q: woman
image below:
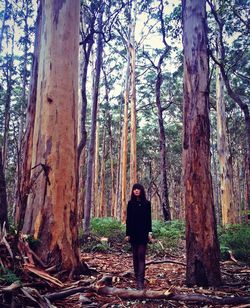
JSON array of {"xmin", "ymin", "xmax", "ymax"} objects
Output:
[{"xmin": 125, "ymin": 183, "xmax": 152, "ymax": 290}]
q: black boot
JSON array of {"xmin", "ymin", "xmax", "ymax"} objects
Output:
[
  {"xmin": 137, "ymin": 279, "xmax": 144, "ymax": 290},
  {"xmin": 136, "ymin": 269, "xmax": 145, "ymax": 290}
]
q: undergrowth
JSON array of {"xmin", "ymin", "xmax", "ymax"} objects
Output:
[
  {"xmin": 80, "ymin": 218, "xmax": 250, "ymax": 264},
  {"xmin": 218, "ymin": 224, "xmax": 250, "ymax": 264}
]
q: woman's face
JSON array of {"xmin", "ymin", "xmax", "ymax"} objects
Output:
[{"xmin": 133, "ymin": 188, "xmax": 141, "ymax": 197}]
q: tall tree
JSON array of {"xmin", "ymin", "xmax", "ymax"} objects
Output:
[
  {"xmin": 77, "ymin": 3, "xmax": 96, "ymax": 222},
  {"xmin": 99, "ymin": 125, "xmax": 107, "ymax": 217},
  {"xmin": 93, "ymin": 121, "xmax": 100, "ymax": 217},
  {"xmin": 129, "ymin": 0, "xmax": 137, "ymax": 189},
  {"xmin": 143, "ymin": 0, "xmax": 171, "ymax": 221},
  {"xmin": 215, "ymin": 45, "xmax": 235, "ymax": 225},
  {"xmin": 0, "ymin": 146, "xmax": 8, "ymax": 229},
  {"xmin": 208, "ymin": 0, "xmax": 250, "ymax": 220},
  {"xmin": 15, "ymin": 2, "xmax": 41, "ymax": 228},
  {"xmin": 2, "ymin": 23, "xmax": 15, "ymax": 172},
  {"xmin": 22, "ymin": 0, "xmax": 81, "ymax": 271},
  {"xmin": 84, "ymin": 7, "xmax": 104, "ymax": 234},
  {"xmin": 182, "ymin": 0, "xmax": 221, "ymax": 286}
]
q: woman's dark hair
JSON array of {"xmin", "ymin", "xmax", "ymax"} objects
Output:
[{"xmin": 130, "ymin": 183, "xmax": 147, "ymax": 203}]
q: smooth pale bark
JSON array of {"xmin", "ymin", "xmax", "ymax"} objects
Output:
[
  {"xmin": 208, "ymin": 0, "xmax": 250, "ymax": 219},
  {"xmin": 216, "ymin": 65, "xmax": 235, "ymax": 225},
  {"xmin": 84, "ymin": 10, "xmax": 104, "ymax": 233},
  {"xmin": 93, "ymin": 122, "xmax": 100, "ymax": 218},
  {"xmin": 15, "ymin": 3, "xmax": 41, "ymax": 228},
  {"xmin": 129, "ymin": 0, "xmax": 137, "ymax": 189},
  {"xmin": 103, "ymin": 69, "xmax": 116, "ymax": 216},
  {"xmin": 22, "ymin": 0, "xmax": 81, "ymax": 271},
  {"xmin": 121, "ymin": 48, "xmax": 131, "ymax": 223},
  {"xmin": 114, "ymin": 107, "xmax": 122, "ymax": 220},
  {"xmin": 99, "ymin": 127, "xmax": 106, "ymax": 217},
  {"xmin": 182, "ymin": 0, "xmax": 221, "ymax": 287},
  {"xmin": 108, "ymin": 115, "xmax": 116, "ymax": 217},
  {"xmin": 121, "ymin": 92, "xmax": 129, "ymax": 223},
  {"xmin": 0, "ymin": 147, "xmax": 8, "ymax": 229}
]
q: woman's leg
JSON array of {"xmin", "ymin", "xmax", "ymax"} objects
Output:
[
  {"xmin": 137, "ymin": 244, "xmax": 147, "ymax": 289},
  {"xmin": 132, "ymin": 244, "xmax": 139, "ymax": 279}
]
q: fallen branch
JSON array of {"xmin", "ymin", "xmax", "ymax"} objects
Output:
[
  {"xmin": 45, "ymin": 282, "xmax": 91, "ymax": 301},
  {"xmin": 146, "ymin": 259, "xmax": 186, "ymax": 267}
]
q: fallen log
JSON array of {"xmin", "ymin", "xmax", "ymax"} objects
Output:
[
  {"xmin": 97, "ymin": 285, "xmax": 172, "ymax": 300},
  {"xmin": 94, "ymin": 275, "xmax": 250, "ymax": 305},
  {"xmin": 96, "ymin": 286, "xmax": 250, "ymax": 305}
]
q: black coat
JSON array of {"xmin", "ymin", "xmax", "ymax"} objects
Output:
[{"xmin": 126, "ymin": 199, "xmax": 152, "ymax": 244}]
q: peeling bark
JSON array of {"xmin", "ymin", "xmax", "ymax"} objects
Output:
[{"xmin": 22, "ymin": 0, "xmax": 81, "ymax": 271}]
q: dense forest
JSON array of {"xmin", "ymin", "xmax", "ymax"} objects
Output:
[{"xmin": 0, "ymin": 0, "xmax": 249, "ymax": 307}]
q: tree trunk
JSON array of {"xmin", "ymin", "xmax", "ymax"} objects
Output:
[
  {"xmin": 2, "ymin": 30, "xmax": 14, "ymax": 172},
  {"xmin": 93, "ymin": 122, "xmax": 100, "ymax": 218},
  {"xmin": 129, "ymin": 0, "xmax": 137, "ymax": 189},
  {"xmin": 208, "ymin": 0, "xmax": 250, "ymax": 219},
  {"xmin": 156, "ymin": 65, "xmax": 171, "ymax": 221},
  {"xmin": 108, "ymin": 114, "xmax": 116, "ymax": 217},
  {"xmin": 121, "ymin": 63, "xmax": 130, "ymax": 224},
  {"xmin": 84, "ymin": 10, "xmax": 104, "ymax": 234},
  {"xmin": 216, "ymin": 62, "xmax": 235, "ymax": 225},
  {"xmin": 77, "ymin": 5, "xmax": 95, "ymax": 226},
  {"xmin": 14, "ymin": 0, "xmax": 30, "ymax": 224},
  {"xmin": 22, "ymin": 0, "xmax": 81, "ymax": 271},
  {"xmin": 99, "ymin": 127, "xmax": 106, "ymax": 217},
  {"xmin": 0, "ymin": 147, "xmax": 8, "ymax": 229},
  {"xmin": 211, "ymin": 129, "xmax": 221, "ymax": 225},
  {"xmin": 0, "ymin": 0, "xmax": 8, "ymax": 53},
  {"xmin": 182, "ymin": 0, "xmax": 221, "ymax": 287},
  {"xmin": 115, "ymin": 107, "xmax": 122, "ymax": 220},
  {"xmin": 15, "ymin": 3, "xmax": 41, "ymax": 228},
  {"xmin": 244, "ymin": 154, "xmax": 249, "ymax": 224}
]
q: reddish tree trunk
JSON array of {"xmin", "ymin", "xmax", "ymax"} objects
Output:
[
  {"xmin": 182, "ymin": 0, "xmax": 221, "ymax": 287},
  {"xmin": 22, "ymin": 0, "xmax": 81, "ymax": 271}
]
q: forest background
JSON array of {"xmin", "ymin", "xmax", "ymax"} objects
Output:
[{"xmin": 0, "ymin": 0, "xmax": 250, "ymax": 288}]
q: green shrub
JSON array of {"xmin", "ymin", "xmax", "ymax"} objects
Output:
[
  {"xmin": 148, "ymin": 220, "xmax": 185, "ymax": 256},
  {"xmin": 152, "ymin": 220, "xmax": 185, "ymax": 239},
  {"xmin": 218, "ymin": 224, "xmax": 250, "ymax": 264},
  {"xmin": 91, "ymin": 217, "xmax": 125, "ymax": 238}
]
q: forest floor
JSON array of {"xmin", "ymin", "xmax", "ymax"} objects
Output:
[
  {"xmin": 54, "ymin": 245, "xmax": 250, "ymax": 308},
  {"xmin": 1, "ymin": 236, "xmax": 250, "ymax": 307}
]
